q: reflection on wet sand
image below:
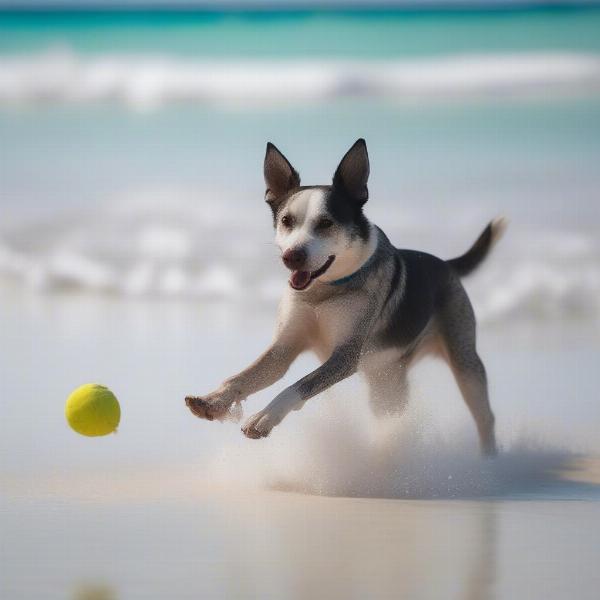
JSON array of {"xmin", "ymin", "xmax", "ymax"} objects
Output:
[
  {"xmin": 2, "ymin": 468, "xmax": 599, "ymax": 599},
  {"xmin": 217, "ymin": 492, "xmax": 503, "ymax": 600},
  {"xmin": 73, "ymin": 582, "xmax": 117, "ymax": 600},
  {"xmin": 462, "ymin": 505, "xmax": 497, "ymax": 600}
]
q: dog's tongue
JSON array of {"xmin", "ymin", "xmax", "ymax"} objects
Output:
[{"xmin": 290, "ymin": 270, "xmax": 311, "ymax": 290}]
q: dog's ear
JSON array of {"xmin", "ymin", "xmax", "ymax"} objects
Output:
[
  {"xmin": 264, "ymin": 143, "xmax": 300, "ymax": 207},
  {"xmin": 332, "ymin": 138, "xmax": 369, "ymax": 205}
]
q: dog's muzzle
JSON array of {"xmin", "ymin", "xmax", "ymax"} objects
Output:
[{"xmin": 289, "ymin": 255, "xmax": 336, "ymax": 291}]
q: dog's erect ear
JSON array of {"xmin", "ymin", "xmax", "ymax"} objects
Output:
[
  {"xmin": 264, "ymin": 142, "xmax": 300, "ymax": 205},
  {"xmin": 332, "ymin": 138, "xmax": 369, "ymax": 205}
]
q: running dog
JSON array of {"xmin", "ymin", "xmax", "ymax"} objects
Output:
[{"xmin": 186, "ymin": 139, "xmax": 505, "ymax": 455}]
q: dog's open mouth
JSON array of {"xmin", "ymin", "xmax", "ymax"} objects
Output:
[{"xmin": 290, "ymin": 255, "xmax": 335, "ymax": 291}]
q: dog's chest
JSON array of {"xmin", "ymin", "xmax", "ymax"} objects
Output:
[{"xmin": 304, "ymin": 296, "xmax": 366, "ymax": 359}]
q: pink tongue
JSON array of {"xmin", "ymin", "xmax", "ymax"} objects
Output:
[{"xmin": 290, "ymin": 270, "xmax": 311, "ymax": 289}]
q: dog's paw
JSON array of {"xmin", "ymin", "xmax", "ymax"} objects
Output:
[
  {"xmin": 185, "ymin": 395, "xmax": 232, "ymax": 422},
  {"xmin": 242, "ymin": 410, "xmax": 276, "ymax": 439}
]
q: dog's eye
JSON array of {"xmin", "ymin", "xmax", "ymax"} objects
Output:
[
  {"xmin": 281, "ymin": 215, "xmax": 294, "ymax": 229},
  {"xmin": 316, "ymin": 218, "xmax": 334, "ymax": 230}
]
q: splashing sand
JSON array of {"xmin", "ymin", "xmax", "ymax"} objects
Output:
[{"xmin": 208, "ymin": 391, "xmax": 593, "ymax": 500}]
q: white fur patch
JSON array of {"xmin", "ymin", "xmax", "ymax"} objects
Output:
[
  {"xmin": 275, "ymin": 187, "xmax": 377, "ymax": 284},
  {"xmin": 275, "ymin": 189, "xmax": 331, "ymax": 272}
]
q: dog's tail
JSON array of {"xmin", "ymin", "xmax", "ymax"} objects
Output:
[{"xmin": 446, "ymin": 217, "xmax": 507, "ymax": 278}]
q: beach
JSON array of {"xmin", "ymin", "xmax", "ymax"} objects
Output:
[
  {"xmin": 3, "ymin": 482, "xmax": 600, "ymax": 599},
  {"xmin": 1, "ymin": 6, "xmax": 600, "ymax": 599},
  {"xmin": 1, "ymin": 286, "xmax": 600, "ymax": 598}
]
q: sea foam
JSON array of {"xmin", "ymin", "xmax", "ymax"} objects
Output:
[
  {"xmin": 0, "ymin": 195, "xmax": 598, "ymax": 324},
  {"xmin": 1, "ymin": 49, "xmax": 599, "ymax": 109}
]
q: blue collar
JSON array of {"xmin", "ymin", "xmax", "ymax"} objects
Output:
[{"xmin": 328, "ymin": 244, "xmax": 379, "ymax": 286}]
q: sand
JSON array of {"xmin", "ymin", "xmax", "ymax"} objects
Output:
[
  {"xmin": 1, "ymin": 289, "xmax": 600, "ymax": 599},
  {"xmin": 2, "ymin": 458, "xmax": 600, "ymax": 600}
]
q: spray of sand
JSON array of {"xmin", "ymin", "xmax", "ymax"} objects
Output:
[{"xmin": 207, "ymin": 390, "xmax": 585, "ymax": 500}]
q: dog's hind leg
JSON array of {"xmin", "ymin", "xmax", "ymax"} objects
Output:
[
  {"xmin": 438, "ymin": 280, "xmax": 497, "ymax": 456},
  {"xmin": 363, "ymin": 360, "xmax": 410, "ymax": 419}
]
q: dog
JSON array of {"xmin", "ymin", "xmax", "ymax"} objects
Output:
[{"xmin": 186, "ymin": 139, "xmax": 505, "ymax": 455}]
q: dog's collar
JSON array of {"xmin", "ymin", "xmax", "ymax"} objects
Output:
[{"xmin": 328, "ymin": 244, "xmax": 379, "ymax": 286}]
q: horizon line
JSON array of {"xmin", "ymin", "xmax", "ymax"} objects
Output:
[{"xmin": 2, "ymin": 1, "xmax": 600, "ymax": 14}]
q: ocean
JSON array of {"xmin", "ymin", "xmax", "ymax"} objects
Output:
[
  {"xmin": 1, "ymin": 8, "xmax": 600, "ymax": 318},
  {"xmin": 1, "ymin": 6, "xmax": 600, "ymax": 600}
]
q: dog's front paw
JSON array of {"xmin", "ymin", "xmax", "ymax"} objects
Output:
[
  {"xmin": 242, "ymin": 410, "xmax": 276, "ymax": 439},
  {"xmin": 185, "ymin": 395, "xmax": 237, "ymax": 422}
]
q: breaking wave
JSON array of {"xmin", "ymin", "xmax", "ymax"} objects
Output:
[
  {"xmin": 1, "ymin": 49, "xmax": 600, "ymax": 109},
  {"xmin": 0, "ymin": 193, "xmax": 598, "ymax": 324}
]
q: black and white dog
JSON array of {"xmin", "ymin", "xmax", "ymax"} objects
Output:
[{"xmin": 186, "ymin": 139, "xmax": 505, "ymax": 455}]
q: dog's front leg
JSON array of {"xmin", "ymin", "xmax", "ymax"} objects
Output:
[
  {"xmin": 242, "ymin": 342, "xmax": 360, "ymax": 439},
  {"xmin": 185, "ymin": 342, "xmax": 301, "ymax": 422}
]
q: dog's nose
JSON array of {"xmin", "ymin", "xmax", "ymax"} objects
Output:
[{"xmin": 282, "ymin": 248, "xmax": 307, "ymax": 270}]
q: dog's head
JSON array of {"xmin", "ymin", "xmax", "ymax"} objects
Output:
[{"xmin": 264, "ymin": 139, "xmax": 373, "ymax": 291}]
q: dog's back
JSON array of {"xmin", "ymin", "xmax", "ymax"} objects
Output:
[{"xmin": 373, "ymin": 218, "xmax": 506, "ymax": 352}]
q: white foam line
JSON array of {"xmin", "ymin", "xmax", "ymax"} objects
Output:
[{"xmin": 1, "ymin": 50, "xmax": 600, "ymax": 109}]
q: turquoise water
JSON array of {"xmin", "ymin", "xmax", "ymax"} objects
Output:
[
  {"xmin": 1, "ymin": 7, "xmax": 600, "ymax": 56},
  {"xmin": 3, "ymin": 98, "xmax": 600, "ymax": 229},
  {"xmin": 1, "ymin": 7, "xmax": 599, "ymax": 311}
]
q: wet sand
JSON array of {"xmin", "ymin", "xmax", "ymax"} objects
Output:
[
  {"xmin": 2, "ymin": 458, "xmax": 600, "ymax": 600},
  {"xmin": 1, "ymin": 288, "xmax": 600, "ymax": 599}
]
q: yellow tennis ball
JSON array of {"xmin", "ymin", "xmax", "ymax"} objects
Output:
[{"xmin": 65, "ymin": 384, "xmax": 121, "ymax": 437}]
